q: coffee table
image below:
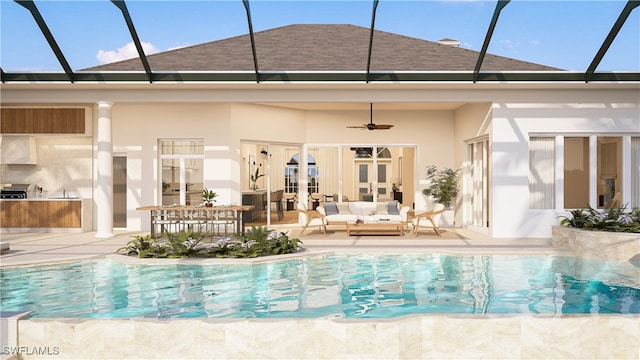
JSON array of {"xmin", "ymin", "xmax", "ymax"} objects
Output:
[{"xmin": 346, "ymin": 221, "xmax": 404, "ymax": 236}]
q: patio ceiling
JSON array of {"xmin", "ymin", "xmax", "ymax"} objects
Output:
[{"xmin": 1, "ymin": 0, "xmax": 639, "ymax": 84}]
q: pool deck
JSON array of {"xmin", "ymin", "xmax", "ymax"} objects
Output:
[{"xmin": 0, "ymin": 227, "xmax": 571, "ymax": 267}]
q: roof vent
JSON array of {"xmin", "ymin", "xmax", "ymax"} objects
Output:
[{"xmin": 438, "ymin": 38, "xmax": 460, "ymax": 47}]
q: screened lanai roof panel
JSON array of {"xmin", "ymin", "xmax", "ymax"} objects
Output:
[
  {"xmin": 487, "ymin": 0, "xmax": 639, "ymax": 71},
  {"xmin": 123, "ymin": 0, "xmax": 251, "ymax": 71},
  {"xmin": 597, "ymin": 4, "xmax": 640, "ymax": 71},
  {"xmin": 0, "ymin": 0, "xmax": 63, "ymax": 71},
  {"xmin": 1, "ymin": 0, "xmax": 638, "ymax": 82}
]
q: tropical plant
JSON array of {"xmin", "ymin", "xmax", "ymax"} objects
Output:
[
  {"xmin": 422, "ymin": 165, "xmax": 460, "ymax": 209},
  {"xmin": 558, "ymin": 208, "xmax": 590, "ymax": 228},
  {"xmin": 267, "ymin": 231, "xmax": 303, "ymax": 255},
  {"xmin": 250, "ymin": 166, "xmax": 264, "ymax": 190},
  {"xmin": 115, "ymin": 234, "xmax": 159, "ymax": 258},
  {"xmin": 202, "ymin": 187, "xmax": 218, "ymax": 205},
  {"xmin": 161, "ymin": 229, "xmax": 209, "ymax": 257},
  {"xmin": 117, "ymin": 226, "xmax": 303, "ymax": 259},
  {"xmin": 558, "ymin": 203, "xmax": 640, "ymax": 233},
  {"xmin": 208, "ymin": 226, "xmax": 303, "ymax": 258}
]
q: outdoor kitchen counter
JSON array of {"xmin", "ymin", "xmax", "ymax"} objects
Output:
[{"xmin": 0, "ymin": 198, "xmax": 91, "ymax": 233}]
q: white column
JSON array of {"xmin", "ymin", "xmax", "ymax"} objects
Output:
[
  {"xmin": 589, "ymin": 135, "xmax": 598, "ymax": 208},
  {"xmin": 555, "ymin": 136, "xmax": 564, "ymax": 210},
  {"xmin": 96, "ymin": 102, "xmax": 115, "ymax": 238},
  {"xmin": 621, "ymin": 136, "xmax": 631, "ymax": 206}
]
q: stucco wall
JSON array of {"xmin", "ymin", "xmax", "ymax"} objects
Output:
[
  {"xmin": 111, "ymin": 103, "xmax": 233, "ymax": 231},
  {"xmin": 490, "ymin": 89, "xmax": 640, "ymax": 238}
]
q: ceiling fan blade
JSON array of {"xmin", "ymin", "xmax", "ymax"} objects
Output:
[
  {"xmin": 346, "ymin": 125, "xmax": 366, "ymax": 129},
  {"xmin": 373, "ymin": 124, "xmax": 394, "ymax": 130}
]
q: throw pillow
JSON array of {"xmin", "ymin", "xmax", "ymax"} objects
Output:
[
  {"xmin": 376, "ymin": 202, "xmax": 389, "ymax": 215},
  {"xmin": 337, "ymin": 203, "xmax": 351, "ymax": 214},
  {"xmin": 388, "ymin": 200, "xmax": 400, "ymax": 215},
  {"xmin": 324, "ymin": 202, "xmax": 339, "ymax": 215}
]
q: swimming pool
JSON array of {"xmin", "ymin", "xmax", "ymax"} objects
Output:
[{"xmin": 1, "ymin": 253, "xmax": 638, "ymax": 318}]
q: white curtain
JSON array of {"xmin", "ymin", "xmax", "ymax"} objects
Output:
[
  {"xmin": 529, "ymin": 137, "xmax": 555, "ymax": 209},
  {"xmin": 632, "ymin": 137, "xmax": 640, "ymax": 208},
  {"xmin": 316, "ymin": 147, "xmax": 339, "ymax": 196},
  {"xmin": 269, "ymin": 146, "xmax": 286, "ymax": 192}
]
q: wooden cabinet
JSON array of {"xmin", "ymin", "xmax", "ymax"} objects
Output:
[
  {"xmin": 1, "ymin": 108, "xmax": 85, "ymax": 134},
  {"xmin": 0, "ymin": 200, "xmax": 82, "ymax": 228}
]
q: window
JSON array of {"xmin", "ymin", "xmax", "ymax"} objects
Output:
[
  {"xmin": 564, "ymin": 137, "xmax": 590, "ymax": 209},
  {"xmin": 359, "ymin": 164, "xmax": 368, "ymax": 182},
  {"xmin": 597, "ymin": 137, "xmax": 621, "ymax": 208},
  {"xmin": 529, "ymin": 137, "xmax": 555, "ymax": 209},
  {"xmin": 530, "ymin": 135, "xmax": 635, "ymax": 210},
  {"xmin": 285, "ymin": 153, "xmax": 318, "ymax": 194},
  {"xmin": 377, "ymin": 164, "xmax": 387, "ymax": 183},
  {"xmin": 159, "ymin": 139, "xmax": 204, "ymax": 206}
]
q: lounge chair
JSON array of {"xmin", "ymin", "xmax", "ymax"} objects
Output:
[
  {"xmin": 297, "ymin": 202, "xmax": 326, "ymax": 236},
  {"xmin": 412, "ymin": 203, "xmax": 446, "ymax": 236}
]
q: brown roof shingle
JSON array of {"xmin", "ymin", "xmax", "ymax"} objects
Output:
[{"xmin": 86, "ymin": 24, "xmax": 560, "ymax": 72}]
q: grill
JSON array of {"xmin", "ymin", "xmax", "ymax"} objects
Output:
[{"xmin": 0, "ymin": 184, "xmax": 30, "ymax": 199}]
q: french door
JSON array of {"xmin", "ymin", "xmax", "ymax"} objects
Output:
[{"xmin": 354, "ymin": 159, "xmax": 391, "ymax": 201}]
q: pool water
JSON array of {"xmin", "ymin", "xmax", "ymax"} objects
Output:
[{"xmin": 1, "ymin": 254, "xmax": 638, "ymax": 318}]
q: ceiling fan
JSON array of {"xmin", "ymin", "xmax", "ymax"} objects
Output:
[{"xmin": 347, "ymin": 103, "xmax": 394, "ymax": 131}]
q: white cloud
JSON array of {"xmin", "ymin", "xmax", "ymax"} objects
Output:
[
  {"xmin": 531, "ymin": 39, "xmax": 540, "ymax": 46},
  {"xmin": 96, "ymin": 41, "xmax": 160, "ymax": 64},
  {"xmin": 499, "ymin": 39, "xmax": 519, "ymax": 49}
]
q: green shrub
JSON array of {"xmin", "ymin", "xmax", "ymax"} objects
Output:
[
  {"xmin": 161, "ymin": 229, "xmax": 209, "ymax": 257},
  {"xmin": 117, "ymin": 226, "xmax": 303, "ymax": 259},
  {"xmin": 116, "ymin": 234, "xmax": 161, "ymax": 258},
  {"xmin": 208, "ymin": 226, "xmax": 303, "ymax": 258},
  {"xmin": 558, "ymin": 203, "xmax": 640, "ymax": 233}
]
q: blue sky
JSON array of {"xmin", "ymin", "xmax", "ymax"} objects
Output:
[{"xmin": 1, "ymin": 0, "xmax": 638, "ymax": 72}]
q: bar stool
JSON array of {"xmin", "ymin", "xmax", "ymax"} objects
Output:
[{"xmin": 270, "ymin": 190, "xmax": 284, "ymax": 221}]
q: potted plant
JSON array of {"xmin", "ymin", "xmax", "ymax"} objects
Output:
[
  {"xmin": 422, "ymin": 165, "xmax": 460, "ymax": 210},
  {"xmin": 250, "ymin": 166, "xmax": 264, "ymax": 190},
  {"xmin": 202, "ymin": 187, "xmax": 218, "ymax": 207}
]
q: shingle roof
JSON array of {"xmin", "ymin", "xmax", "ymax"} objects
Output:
[{"xmin": 85, "ymin": 24, "xmax": 560, "ymax": 72}]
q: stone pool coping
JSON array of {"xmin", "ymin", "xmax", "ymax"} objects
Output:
[
  {"xmin": 551, "ymin": 226, "xmax": 640, "ymax": 262},
  {"xmin": 11, "ymin": 315, "xmax": 640, "ymax": 359}
]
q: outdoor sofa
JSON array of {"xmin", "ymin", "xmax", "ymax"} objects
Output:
[{"xmin": 316, "ymin": 200, "xmax": 411, "ymax": 227}]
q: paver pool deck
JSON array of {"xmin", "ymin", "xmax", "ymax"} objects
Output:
[{"xmin": 0, "ymin": 227, "xmax": 570, "ymax": 267}]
